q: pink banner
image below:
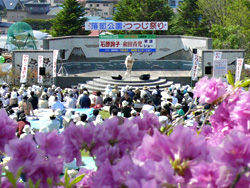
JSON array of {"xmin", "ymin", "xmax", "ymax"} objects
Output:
[
  {"xmin": 20, "ymin": 54, "xmax": 29, "ymax": 83},
  {"xmin": 235, "ymin": 58, "xmax": 244, "ymax": 83},
  {"xmin": 53, "ymin": 50, "xmax": 58, "ymax": 77},
  {"xmin": 37, "ymin": 55, "xmax": 43, "ymax": 83}
]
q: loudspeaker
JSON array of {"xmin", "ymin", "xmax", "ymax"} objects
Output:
[
  {"xmin": 205, "ymin": 66, "xmax": 212, "ymax": 74},
  {"xmin": 139, "ymin": 74, "xmax": 150, "ymax": 80},
  {"xmin": 60, "ymin": 49, "xmax": 66, "ymax": 59},
  {"xmin": 112, "ymin": 75, "xmax": 122, "ymax": 80},
  {"xmin": 39, "ymin": 67, "xmax": 46, "ymax": 75},
  {"xmin": 193, "ymin": 49, "xmax": 197, "ymax": 54}
]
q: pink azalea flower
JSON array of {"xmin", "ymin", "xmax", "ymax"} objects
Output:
[
  {"xmin": 0, "ymin": 109, "xmax": 18, "ymax": 153},
  {"xmin": 35, "ymin": 130, "xmax": 64, "ymax": 157},
  {"xmin": 75, "ymin": 168, "xmax": 96, "ymax": 188},
  {"xmin": 4, "ymin": 135, "xmax": 42, "ymax": 174},
  {"xmin": 193, "ymin": 76, "xmax": 227, "ymax": 104}
]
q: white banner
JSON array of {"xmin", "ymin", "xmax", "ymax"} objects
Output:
[
  {"xmin": 37, "ymin": 55, "xmax": 43, "ymax": 83},
  {"xmin": 214, "ymin": 52, "xmax": 222, "ymax": 60},
  {"xmin": 192, "ymin": 54, "xmax": 199, "ymax": 80},
  {"xmin": 20, "ymin": 54, "xmax": 29, "ymax": 83},
  {"xmin": 235, "ymin": 58, "xmax": 244, "ymax": 83},
  {"xmin": 213, "ymin": 59, "xmax": 228, "ymax": 78},
  {"xmin": 53, "ymin": 50, "xmax": 58, "ymax": 78},
  {"xmin": 85, "ymin": 21, "xmax": 168, "ymax": 31}
]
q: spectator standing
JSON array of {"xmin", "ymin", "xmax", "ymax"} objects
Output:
[
  {"xmin": 51, "ymin": 97, "xmax": 65, "ymax": 114},
  {"xmin": 79, "ymin": 91, "xmax": 91, "ymax": 108},
  {"xmin": 28, "ymin": 91, "xmax": 38, "ymax": 110}
]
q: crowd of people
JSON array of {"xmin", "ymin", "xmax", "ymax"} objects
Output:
[{"xmin": 0, "ymin": 82, "xmax": 204, "ymax": 138}]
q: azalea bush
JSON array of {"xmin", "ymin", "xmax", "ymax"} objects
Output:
[{"xmin": 1, "ymin": 72, "xmax": 250, "ymax": 187}]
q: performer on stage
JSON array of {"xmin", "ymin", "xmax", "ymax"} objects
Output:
[{"xmin": 124, "ymin": 52, "xmax": 134, "ymax": 76}]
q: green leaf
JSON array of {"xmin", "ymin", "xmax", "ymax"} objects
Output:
[
  {"xmin": 28, "ymin": 178, "xmax": 34, "ymax": 188},
  {"xmin": 35, "ymin": 179, "xmax": 41, "ymax": 188},
  {"xmin": 64, "ymin": 168, "xmax": 70, "ymax": 185},
  {"xmin": 5, "ymin": 171, "xmax": 16, "ymax": 187},
  {"xmin": 167, "ymin": 129, "xmax": 173, "ymax": 136},
  {"xmin": 15, "ymin": 167, "xmax": 23, "ymax": 180},
  {"xmin": 68, "ymin": 174, "xmax": 85, "ymax": 186},
  {"xmin": 47, "ymin": 178, "xmax": 53, "ymax": 187},
  {"xmin": 227, "ymin": 70, "xmax": 234, "ymax": 86},
  {"xmin": 239, "ymin": 79, "xmax": 250, "ymax": 87}
]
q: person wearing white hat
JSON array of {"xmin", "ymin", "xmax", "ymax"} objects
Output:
[
  {"xmin": 20, "ymin": 125, "xmax": 33, "ymax": 139},
  {"xmin": 128, "ymin": 109, "xmax": 137, "ymax": 120},
  {"xmin": 40, "ymin": 113, "xmax": 60, "ymax": 133},
  {"xmin": 63, "ymin": 111, "xmax": 73, "ymax": 129},
  {"xmin": 121, "ymin": 100, "xmax": 132, "ymax": 118},
  {"xmin": 9, "ymin": 92, "xmax": 18, "ymax": 107}
]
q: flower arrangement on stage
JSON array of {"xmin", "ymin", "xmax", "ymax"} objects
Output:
[{"xmin": 1, "ymin": 71, "xmax": 250, "ymax": 188}]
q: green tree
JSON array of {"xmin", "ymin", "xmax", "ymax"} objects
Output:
[
  {"xmin": 113, "ymin": 0, "xmax": 174, "ymax": 34},
  {"xmin": 173, "ymin": 0, "xmax": 210, "ymax": 36},
  {"xmin": 22, "ymin": 18, "xmax": 53, "ymax": 31},
  {"xmin": 52, "ymin": 0, "xmax": 88, "ymax": 37}
]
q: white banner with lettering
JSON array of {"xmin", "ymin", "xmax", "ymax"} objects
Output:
[
  {"xmin": 85, "ymin": 21, "xmax": 168, "ymax": 30},
  {"xmin": 37, "ymin": 55, "xmax": 43, "ymax": 83},
  {"xmin": 20, "ymin": 54, "xmax": 29, "ymax": 83},
  {"xmin": 214, "ymin": 52, "xmax": 222, "ymax": 60},
  {"xmin": 235, "ymin": 58, "xmax": 244, "ymax": 83},
  {"xmin": 52, "ymin": 50, "xmax": 58, "ymax": 77},
  {"xmin": 192, "ymin": 54, "xmax": 199, "ymax": 80}
]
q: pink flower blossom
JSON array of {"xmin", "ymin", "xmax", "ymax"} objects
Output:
[
  {"xmin": 0, "ymin": 109, "xmax": 18, "ymax": 153},
  {"xmin": 76, "ymin": 168, "xmax": 96, "ymax": 188},
  {"xmin": 35, "ymin": 130, "xmax": 64, "ymax": 157},
  {"xmin": 193, "ymin": 76, "xmax": 227, "ymax": 104},
  {"xmin": 4, "ymin": 135, "xmax": 42, "ymax": 174}
]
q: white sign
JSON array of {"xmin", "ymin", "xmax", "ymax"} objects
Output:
[
  {"xmin": 20, "ymin": 54, "xmax": 29, "ymax": 83},
  {"xmin": 85, "ymin": 22, "xmax": 168, "ymax": 31},
  {"xmin": 235, "ymin": 58, "xmax": 244, "ymax": 83},
  {"xmin": 99, "ymin": 35, "xmax": 156, "ymax": 52},
  {"xmin": 213, "ymin": 59, "xmax": 228, "ymax": 78},
  {"xmin": 53, "ymin": 50, "xmax": 58, "ymax": 78},
  {"xmin": 37, "ymin": 55, "xmax": 43, "ymax": 83},
  {"xmin": 214, "ymin": 52, "xmax": 222, "ymax": 60},
  {"xmin": 192, "ymin": 54, "xmax": 199, "ymax": 80}
]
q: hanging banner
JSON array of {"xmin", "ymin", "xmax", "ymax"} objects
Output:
[
  {"xmin": 192, "ymin": 54, "xmax": 199, "ymax": 80},
  {"xmin": 99, "ymin": 35, "xmax": 156, "ymax": 52},
  {"xmin": 213, "ymin": 59, "xmax": 228, "ymax": 78},
  {"xmin": 52, "ymin": 50, "xmax": 58, "ymax": 78},
  {"xmin": 37, "ymin": 55, "xmax": 43, "ymax": 83},
  {"xmin": 235, "ymin": 58, "xmax": 244, "ymax": 83},
  {"xmin": 85, "ymin": 21, "xmax": 168, "ymax": 31},
  {"xmin": 214, "ymin": 51, "xmax": 222, "ymax": 60},
  {"xmin": 20, "ymin": 54, "xmax": 29, "ymax": 83}
]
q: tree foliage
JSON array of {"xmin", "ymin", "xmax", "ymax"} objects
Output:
[
  {"xmin": 22, "ymin": 18, "xmax": 53, "ymax": 31},
  {"xmin": 52, "ymin": 0, "xmax": 89, "ymax": 37},
  {"xmin": 113, "ymin": 0, "xmax": 174, "ymax": 34}
]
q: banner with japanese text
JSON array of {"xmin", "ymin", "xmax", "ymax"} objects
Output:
[
  {"xmin": 192, "ymin": 54, "xmax": 199, "ymax": 80},
  {"xmin": 235, "ymin": 58, "xmax": 244, "ymax": 83},
  {"xmin": 85, "ymin": 22, "xmax": 168, "ymax": 30},
  {"xmin": 99, "ymin": 35, "xmax": 156, "ymax": 52},
  {"xmin": 37, "ymin": 55, "xmax": 43, "ymax": 83},
  {"xmin": 214, "ymin": 52, "xmax": 222, "ymax": 60},
  {"xmin": 52, "ymin": 50, "xmax": 58, "ymax": 77},
  {"xmin": 213, "ymin": 59, "xmax": 228, "ymax": 78},
  {"xmin": 20, "ymin": 54, "xmax": 29, "ymax": 83}
]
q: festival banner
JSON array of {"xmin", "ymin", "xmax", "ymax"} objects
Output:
[
  {"xmin": 214, "ymin": 51, "xmax": 222, "ymax": 60},
  {"xmin": 192, "ymin": 54, "xmax": 199, "ymax": 80},
  {"xmin": 85, "ymin": 22, "xmax": 168, "ymax": 31},
  {"xmin": 235, "ymin": 58, "xmax": 244, "ymax": 83},
  {"xmin": 52, "ymin": 50, "xmax": 58, "ymax": 77},
  {"xmin": 213, "ymin": 59, "xmax": 228, "ymax": 78},
  {"xmin": 99, "ymin": 35, "xmax": 156, "ymax": 52},
  {"xmin": 20, "ymin": 54, "xmax": 29, "ymax": 83},
  {"xmin": 37, "ymin": 55, "xmax": 43, "ymax": 83}
]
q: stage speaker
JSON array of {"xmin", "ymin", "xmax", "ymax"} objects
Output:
[
  {"xmin": 112, "ymin": 75, "xmax": 122, "ymax": 80},
  {"xmin": 39, "ymin": 67, "xmax": 46, "ymax": 75},
  {"xmin": 193, "ymin": 49, "xmax": 197, "ymax": 54},
  {"xmin": 205, "ymin": 66, "xmax": 212, "ymax": 74},
  {"xmin": 60, "ymin": 49, "xmax": 66, "ymax": 59},
  {"xmin": 139, "ymin": 74, "xmax": 150, "ymax": 80}
]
